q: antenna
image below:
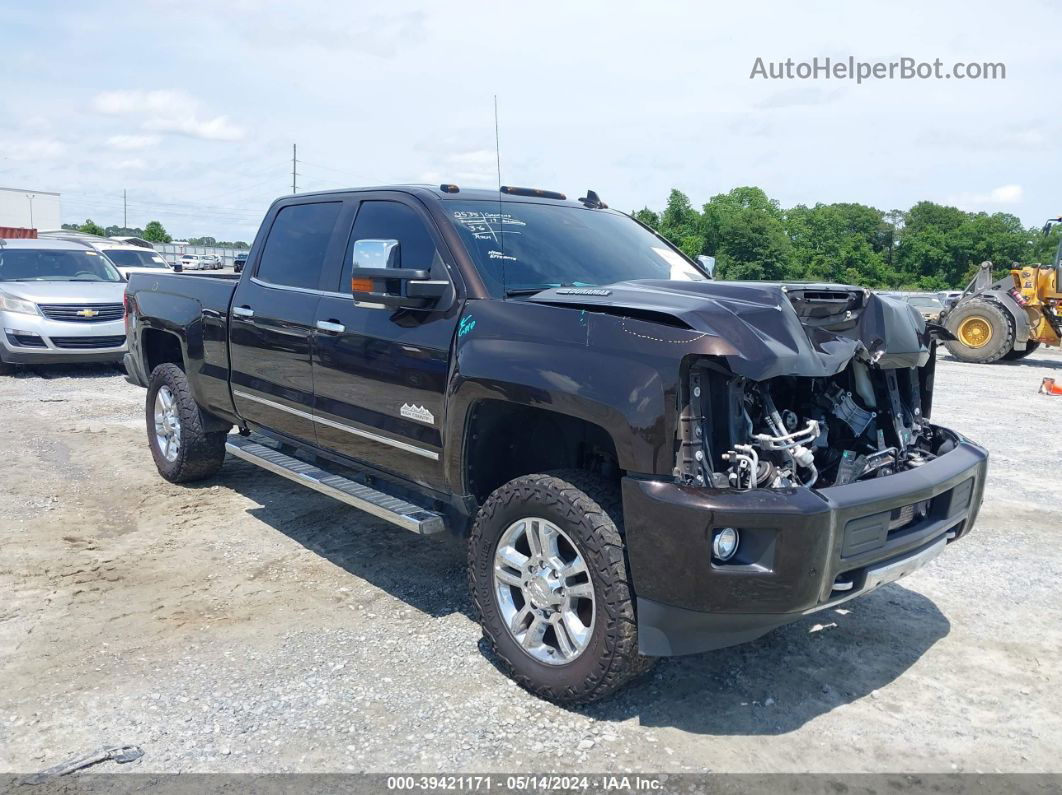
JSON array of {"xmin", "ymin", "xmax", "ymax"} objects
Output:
[
  {"xmin": 493, "ymin": 95, "xmax": 502, "ymax": 190},
  {"xmin": 494, "ymin": 95, "xmax": 506, "ymax": 295},
  {"xmin": 291, "ymin": 143, "xmax": 298, "ymax": 194}
]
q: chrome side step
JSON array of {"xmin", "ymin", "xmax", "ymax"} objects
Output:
[{"xmin": 225, "ymin": 435, "xmax": 446, "ymax": 535}]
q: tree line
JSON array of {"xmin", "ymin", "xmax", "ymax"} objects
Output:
[
  {"xmin": 633, "ymin": 187, "xmax": 1061, "ymax": 289},
  {"xmin": 62, "ymin": 220, "xmax": 250, "ymax": 249}
]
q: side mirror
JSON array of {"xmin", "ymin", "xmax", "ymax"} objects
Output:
[
  {"xmin": 697, "ymin": 255, "xmax": 716, "ymax": 279},
  {"xmin": 349, "ymin": 239, "xmax": 448, "ymax": 309}
]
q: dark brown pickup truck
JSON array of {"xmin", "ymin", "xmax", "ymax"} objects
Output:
[{"xmin": 123, "ymin": 184, "xmax": 987, "ymax": 703}]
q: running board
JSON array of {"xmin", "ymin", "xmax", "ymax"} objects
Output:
[{"xmin": 225, "ymin": 435, "xmax": 446, "ymax": 535}]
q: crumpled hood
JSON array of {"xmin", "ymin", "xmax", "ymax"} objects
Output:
[
  {"xmin": 527, "ymin": 279, "xmax": 929, "ymax": 380},
  {"xmin": 0, "ymin": 280, "xmax": 127, "ymax": 305}
]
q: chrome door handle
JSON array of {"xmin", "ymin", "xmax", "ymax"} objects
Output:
[
  {"xmin": 316, "ymin": 320, "xmax": 346, "ymax": 333},
  {"xmin": 232, "ymin": 306, "xmax": 254, "ymax": 318}
]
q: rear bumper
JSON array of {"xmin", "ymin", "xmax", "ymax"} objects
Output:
[{"xmin": 624, "ymin": 429, "xmax": 987, "ymax": 656}]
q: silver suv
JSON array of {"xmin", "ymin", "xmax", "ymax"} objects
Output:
[{"xmin": 0, "ymin": 238, "xmax": 128, "ymax": 372}]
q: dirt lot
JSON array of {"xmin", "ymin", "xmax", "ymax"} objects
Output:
[{"xmin": 1, "ymin": 350, "xmax": 1060, "ymax": 775}]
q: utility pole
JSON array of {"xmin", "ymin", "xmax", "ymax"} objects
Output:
[
  {"xmin": 25, "ymin": 193, "xmax": 36, "ymax": 229},
  {"xmin": 292, "ymin": 144, "xmax": 298, "ymax": 194},
  {"xmin": 123, "ymin": 189, "xmax": 127, "ymax": 229}
]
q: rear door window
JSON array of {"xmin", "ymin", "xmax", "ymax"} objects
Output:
[{"xmin": 257, "ymin": 202, "xmax": 343, "ymax": 290}]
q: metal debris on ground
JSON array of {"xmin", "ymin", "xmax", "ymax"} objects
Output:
[{"xmin": 22, "ymin": 745, "xmax": 144, "ymax": 783}]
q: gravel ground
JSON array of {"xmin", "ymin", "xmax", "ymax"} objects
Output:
[{"xmin": 0, "ymin": 349, "xmax": 1060, "ymax": 774}]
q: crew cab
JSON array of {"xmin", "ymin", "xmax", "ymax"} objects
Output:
[{"xmin": 123, "ymin": 185, "xmax": 988, "ymax": 703}]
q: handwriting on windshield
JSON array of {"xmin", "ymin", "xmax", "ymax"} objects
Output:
[{"xmin": 453, "ymin": 211, "xmax": 526, "ymax": 244}]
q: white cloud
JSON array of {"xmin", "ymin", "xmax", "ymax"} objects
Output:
[
  {"xmin": 142, "ymin": 115, "xmax": 243, "ymax": 142},
  {"xmin": 92, "ymin": 89, "xmax": 245, "ymax": 142},
  {"xmin": 946, "ymin": 184, "xmax": 1024, "ymax": 209},
  {"xmin": 754, "ymin": 87, "xmax": 842, "ymax": 110},
  {"xmin": 421, "ymin": 149, "xmax": 498, "ymax": 186},
  {"xmin": 110, "ymin": 158, "xmax": 148, "ymax": 170},
  {"xmin": 0, "ymin": 138, "xmax": 66, "ymax": 161},
  {"xmin": 106, "ymin": 134, "xmax": 159, "ymax": 150}
]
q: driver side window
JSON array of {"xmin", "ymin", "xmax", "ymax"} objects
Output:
[{"xmin": 339, "ymin": 201, "xmax": 440, "ymax": 290}]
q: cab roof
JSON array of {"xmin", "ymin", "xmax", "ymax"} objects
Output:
[{"xmin": 292, "ymin": 184, "xmax": 597, "ymax": 209}]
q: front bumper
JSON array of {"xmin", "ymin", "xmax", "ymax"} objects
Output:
[
  {"xmin": 624, "ymin": 430, "xmax": 987, "ymax": 656},
  {"xmin": 1, "ymin": 311, "xmax": 127, "ymax": 365}
]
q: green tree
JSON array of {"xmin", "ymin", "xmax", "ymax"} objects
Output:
[
  {"xmin": 702, "ymin": 186, "xmax": 783, "ymax": 257},
  {"xmin": 1032, "ymin": 223, "xmax": 1062, "ymax": 265},
  {"xmin": 634, "ymin": 189, "xmax": 1050, "ymax": 289},
  {"xmin": 78, "ymin": 219, "xmax": 106, "ymax": 236},
  {"xmin": 701, "ymin": 188, "xmax": 793, "ymax": 280},
  {"xmin": 631, "ymin": 208, "xmax": 660, "ymax": 229},
  {"xmin": 785, "ymin": 203, "xmax": 893, "ymax": 286},
  {"xmin": 656, "ymin": 189, "xmax": 705, "ymax": 258},
  {"xmin": 143, "ymin": 220, "xmax": 172, "ymax": 244},
  {"xmin": 715, "ymin": 210, "xmax": 794, "ymax": 281}
]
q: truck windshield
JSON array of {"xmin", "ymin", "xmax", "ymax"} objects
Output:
[
  {"xmin": 105, "ymin": 249, "xmax": 169, "ymax": 269},
  {"xmin": 446, "ymin": 201, "xmax": 708, "ymax": 297},
  {"xmin": 0, "ymin": 249, "xmax": 123, "ymax": 282}
]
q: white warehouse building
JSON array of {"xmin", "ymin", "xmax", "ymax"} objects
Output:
[{"xmin": 0, "ymin": 186, "xmax": 61, "ymax": 230}]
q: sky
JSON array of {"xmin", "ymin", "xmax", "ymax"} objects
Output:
[{"xmin": 1, "ymin": 0, "xmax": 1059, "ymax": 242}]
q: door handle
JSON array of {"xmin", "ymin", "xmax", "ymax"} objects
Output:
[
  {"xmin": 232, "ymin": 306, "xmax": 254, "ymax": 318},
  {"xmin": 316, "ymin": 320, "xmax": 346, "ymax": 334}
]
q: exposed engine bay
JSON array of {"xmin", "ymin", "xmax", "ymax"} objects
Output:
[{"xmin": 678, "ymin": 349, "xmax": 958, "ymax": 490}]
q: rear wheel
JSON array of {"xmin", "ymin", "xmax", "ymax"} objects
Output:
[
  {"xmin": 944, "ymin": 299, "xmax": 1015, "ymax": 363},
  {"xmin": 146, "ymin": 363, "xmax": 227, "ymax": 482},
  {"xmin": 468, "ymin": 470, "xmax": 654, "ymax": 704},
  {"xmin": 1002, "ymin": 340, "xmax": 1040, "ymax": 361}
]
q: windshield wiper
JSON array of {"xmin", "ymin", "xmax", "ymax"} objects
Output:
[{"xmin": 504, "ymin": 282, "xmax": 596, "ymax": 297}]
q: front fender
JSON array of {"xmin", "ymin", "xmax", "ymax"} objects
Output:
[{"xmin": 442, "ymin": 300, "xmax": 678, "ymax": 488}]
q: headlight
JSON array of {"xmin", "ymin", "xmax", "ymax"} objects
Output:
[{"xmin": 0, "ymin": 290, "xmax": 40, "ymax": 316}]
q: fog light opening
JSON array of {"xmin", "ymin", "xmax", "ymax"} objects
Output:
[{"xmin": 712, "ymin": 527, "xmax": 740, "ymax": 562}]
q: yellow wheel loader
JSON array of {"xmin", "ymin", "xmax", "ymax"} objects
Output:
[{"xmin": 942, "ymin": 217, "xmax": 1062, "ymax": 363}]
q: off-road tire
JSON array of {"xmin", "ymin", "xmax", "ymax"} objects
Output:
[
  {"xmin": 944, "ymin": 299, "xmax": 1015, "ymax": 363},
  {"xmin": 1002, "ymin": 340, "xmax": 1040, "ymax": 361},
  {"xmin": 146, "ymin": 363, "xmax": 227, "ymax": 483},
  {"xmin": 468, "ymin": 470, "xmax": 655, "ymax": 704}
]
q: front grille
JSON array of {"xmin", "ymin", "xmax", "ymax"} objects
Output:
[
  {"xmin": 50, "ymin": 335, "xmax": 126, "ymax": 349},
  {"xmin": 38, "ymin": 303, "xmax": 124, "ymax": 323},
  {"xmin": 888, "ymin": 499, "xmax": 931, "ymax": 532}
]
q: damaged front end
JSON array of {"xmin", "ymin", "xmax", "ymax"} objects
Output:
[
  {"xmin": 677, "ymin": 286, "xmax": 952, "ymax": 493},
  {"xmin": 678, "ymin": 350, "xmax": 951, "ymax": 492}
]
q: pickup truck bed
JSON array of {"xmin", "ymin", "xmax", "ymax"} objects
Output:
[{"xmin": 125, "ymin": 272, "xmax": 241, "ymax": 426}]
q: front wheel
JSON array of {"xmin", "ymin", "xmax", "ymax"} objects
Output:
[
  {"xmin": 468, "ymin": 471, "xmax": 654, "ymax": 704},
  {"xmin": 146, "ymin": 363, "xmax": 227, "ymax": 482}
]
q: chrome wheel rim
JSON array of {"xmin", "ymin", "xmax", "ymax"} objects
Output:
[
  {"xmin": 153, "ymin": 386, "xmax": 181, "ymax": 462},
  {"xmin": 493, "ymin": 517, "xmax": 595, "ymax": 665}
]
